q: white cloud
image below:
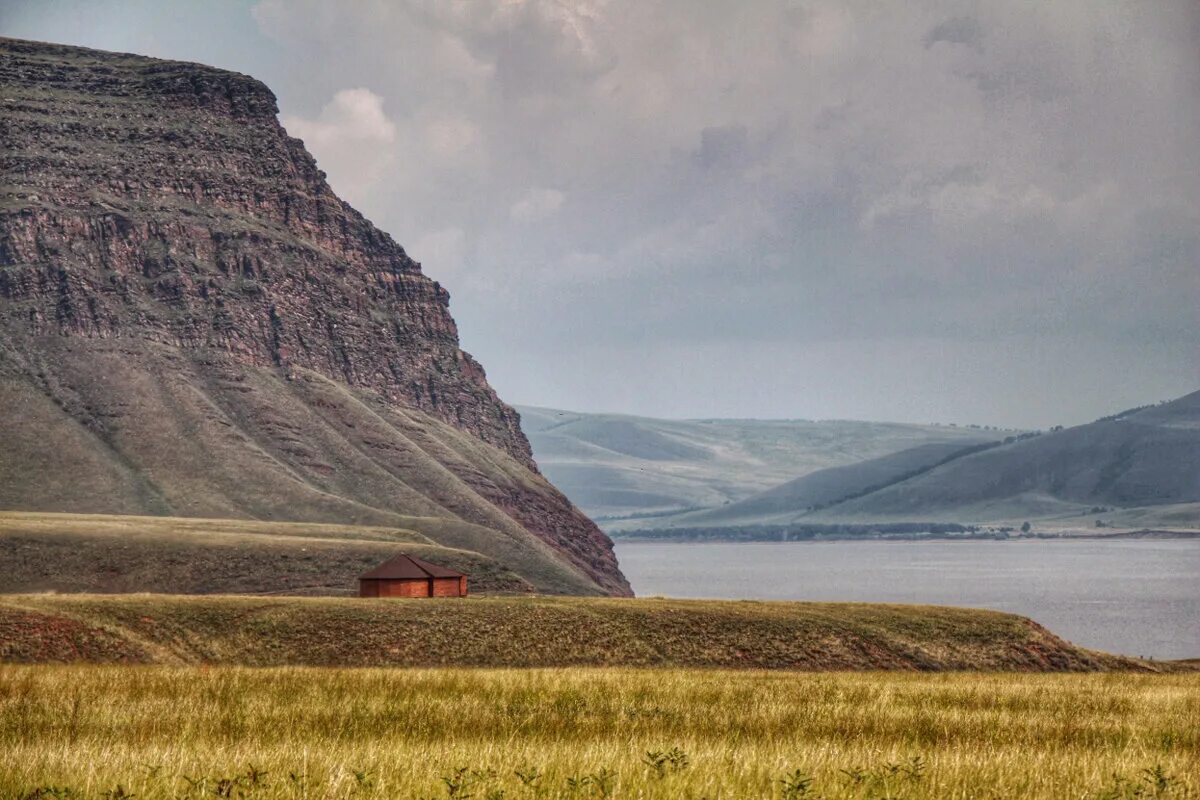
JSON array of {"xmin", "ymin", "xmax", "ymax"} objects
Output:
[
  {"xmin": 283, "ymin": 88, "xmax": 395, "ymax": 145},
  {"xmin": 282, "ymin": 88, "xmax": 396, "ymax": 201},
  {"xmin": 246, "ymin": 0, "xmax": 1199, "ymax": 423},
  {"xmin": 12, "ymin": 0, "xmax": 1193, "ymax": 424},
  {"xmin": 510, "ymin": 188, "xmax": 565, "ymax": 223}
]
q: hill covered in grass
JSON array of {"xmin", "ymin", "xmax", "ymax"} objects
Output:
[
  {"xmin": 606, "ymin": 391, "xmax": 1200, "ymax": 535},
  {"xmin": 807, "ymin": 391, "xmax": 1200, "ymax": 525},
  {"xmin": 654, "ymin": 441, "xmax": 996, "ymax": 529},
  {"xmin": 0, "ymin": 512, "xmax": 542, "ymax": 595},
  {"xmin": 517, "ymin": 406, "xmax": 995, "ymax": 525},
  {"xmin": 0, "ymin": 594, "xmax": 1165, "ymax": 671}
]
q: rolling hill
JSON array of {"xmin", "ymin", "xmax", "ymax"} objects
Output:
[
  {"xmin": 619, "ymin": 391, "xmax": 1200, "ymax": 534},
  {"xmin": 0, "ymin": 593, "xmax": 1158, "ymax": 671},
  {"xmin": 517, "ymin": 406, "xmax": 997, "ymax": 525},
  {"xmin": 809, "ymin": 391, "xmax": 1200, "ymax": 525},
  {"xmin": 0, "ymin": 38, "xmax": 628, "ymax": 596},
  {"xmin": 0, "ymin": 511, "xmax": 558, "ymax": 595},
  {"xmin": 656, "ymin": 440, "xmax": 999, "ymax": 529}
]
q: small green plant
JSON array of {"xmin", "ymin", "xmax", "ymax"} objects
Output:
[
  {"xmin": 181, "ymin": 774, "xmax": 208, "ymax": 794},
  {"xmin": 243, "ymin": 766, "xmax": 268, "ymax": 788},
  {"xmin": 643, "ymin": 747, "xmax": 690, "ymax": 778},
  {"xmin": 837, "ymin": 757, "xmax": 926, "ymax": 795},
  {"xmin": 665, "ymin": 748, "xmax": 689, "ymax": 772},
  {"xmin": 513, "ymin": 766, "xmax": 543, "ymax": 788},
  {"xmin": 779, "ymin": 769, "xmax": 818, "ymax": 799},
  {"xmin": 1142, "ymin": 765, "xmax": 1173, "ymax": 796},
  {"xmin": 19, "ymin": 788, "xmax": 76, "ymax": 800},
  {"xmin": 442, "ymin": 767, "xmax": 496, "ymax": 799},
  {"xmin": 213, "ymin": 776, "xmax": 240, "ymax": 798},
  {"xmin": 560, "ymin": 769, "xmax": 616, "ymax": 798},
  {"xmin": 642, "ymin": 751, "xmax": 668, "ymax": 778},
  {"xmin": 442, "ymin": 768, "xmax": 474, "ymax": 798},
  {"xmin": 352, "ymin": 769, "xmax": 375, "ymax": 790},
  {"xmin": 587, "ymin": 768, "xmax": 617, "ymax": 798},
  {"xmin": 1092, "ymin": 766, "xmax": 1185, "ymax": 800},
  {"xmin": 840, "ymin": 767, "xmax": 869, "ymax": 786}
]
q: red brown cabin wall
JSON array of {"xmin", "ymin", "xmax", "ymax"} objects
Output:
[
  {"xmin": 431, "ymin": 576, "xmax": 466, "ymax": 597},
  {"xmin": 359, "ymin": 578, "xmax": 468, "ymax": 597}
]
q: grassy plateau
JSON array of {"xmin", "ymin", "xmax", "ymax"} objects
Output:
[
  {"xmin": 0, "ymin": 512, "xmax": 536, "ymax": 595},
  {"xmin": 0, "ymin": 594, "xmax": 1157, "ymax": 671},
  {"xmin": 0, "ymin": 665, "xmax": 1196, "ymax": 799}
]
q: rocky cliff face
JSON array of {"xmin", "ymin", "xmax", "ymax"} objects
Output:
[{"xmin": 0, "ymin": 38, "xmax": 631, "ymax": 596}]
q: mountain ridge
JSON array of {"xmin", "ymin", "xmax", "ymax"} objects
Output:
[{"xmin": 0, "ymin": 37, "xmax": 630, "ymax": 596}]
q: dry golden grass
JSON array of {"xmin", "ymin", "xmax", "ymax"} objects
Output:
[{"xmin": 1, "ymin": 666, "xmax": 1196, "ymax": 799}]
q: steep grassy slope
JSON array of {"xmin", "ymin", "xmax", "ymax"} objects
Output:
[
  {"xmin": 0, "ymin": 354, "xmax": 608, "ymax": 594},
  {"xmin": 813, "ymin": 391, "xmax": 1200, "ymax": 524},
  {"xmin": 0, "ymin": 38, "xmax": 628, "ymax": 595},
  {"xmin": 0, "ymin": 594, "xmax": 1158, "ymax": 671},
  {"xmin": 518, "ymin": 406, "xmax": 995, "ymax": 524},
  {"xmin": 0, "ymin": 512, "xmax": 540, "ymax": 594}
]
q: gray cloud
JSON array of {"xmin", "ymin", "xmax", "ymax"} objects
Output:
[{"xmin": 4, "ymin": 0, "xmax": 1198, "ymax": 427}]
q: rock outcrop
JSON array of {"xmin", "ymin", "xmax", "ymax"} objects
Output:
[{"xmin": 0, "ymin": 38, "xmax": 631, "ymax": 596}]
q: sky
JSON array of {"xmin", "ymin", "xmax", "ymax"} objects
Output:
[{"xmin": 4, "ymin": 0, "xmax": 1198, "ymax": 428}]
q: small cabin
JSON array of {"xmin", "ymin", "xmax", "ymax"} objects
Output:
[{"xmin": 358, "ymin": 553, "xmax": 468, "ymax": 598}]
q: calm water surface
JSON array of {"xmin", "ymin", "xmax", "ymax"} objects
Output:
[{"xmin": 613, "ymin": 539, "xmax": 1200, "ymax": 660}]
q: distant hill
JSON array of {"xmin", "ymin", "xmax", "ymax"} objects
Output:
[
  {"xmin": 622, "ymin": 391, "xmax": 1200, "ymax": 534},
  {"xmin": 657, "ymin": 440, "xmax": 999, "ymax": 528},
  {"xmin": 810, "ymin": 391, "xmax": 1200, "ymax": 524},
  {"xmin": 516, "ymin": 406, "xmax": 998, "ymax": 525}
]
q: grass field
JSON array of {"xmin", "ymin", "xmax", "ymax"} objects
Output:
[
  {"xmin": 1, "ymin": 666, "xmax": 1196, "ymax": 799},
  {"xmin": 0, "ymin": 594, "xmax": 1159, "ymax": 671},
  {"xmin": 0, "ymin": 512, "xmax": 559, "ymax": 595}
]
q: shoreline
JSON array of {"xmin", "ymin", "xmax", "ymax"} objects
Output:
[{"xmin": 611, "ymin": 528, "xmax": 1200, "ymax": 543}]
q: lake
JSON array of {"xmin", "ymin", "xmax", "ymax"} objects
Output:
[{"xmin": 613, "ymin": 538, "xmax": 1200, "ymax": 660}]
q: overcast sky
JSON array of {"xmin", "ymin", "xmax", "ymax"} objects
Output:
[{"xmin": 5, "ymin": 0, "xmax": 1198, "ymax": 428}]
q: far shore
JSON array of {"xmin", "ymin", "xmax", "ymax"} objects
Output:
[{"xmin": 611, "ymin": 527, "xmax": 1200, "ymax": 543}]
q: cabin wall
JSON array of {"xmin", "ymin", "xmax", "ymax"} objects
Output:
[
  {"xmin": 360, "ymin": 579, "xmax": 432, "ymax": 597},
  {"xmin": 432, "ymin": 577, "xmax": 465, "ymax": 597},
  {"xmin": 359, "ymin": 576, "xmax": 467, "ymax": 597},
  {"xmin": 383, "ymin": 579, "xmax": 433, "ymax": 598}
]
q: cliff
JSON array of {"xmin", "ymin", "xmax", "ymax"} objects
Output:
[{"xmin": 0, "ymin": 38, "xmax": 631, "ymax": 596}]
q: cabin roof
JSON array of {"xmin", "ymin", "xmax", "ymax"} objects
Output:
[{"xmin": 359, "ymin": 553, "xmax": 465, "ymax": 580}]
